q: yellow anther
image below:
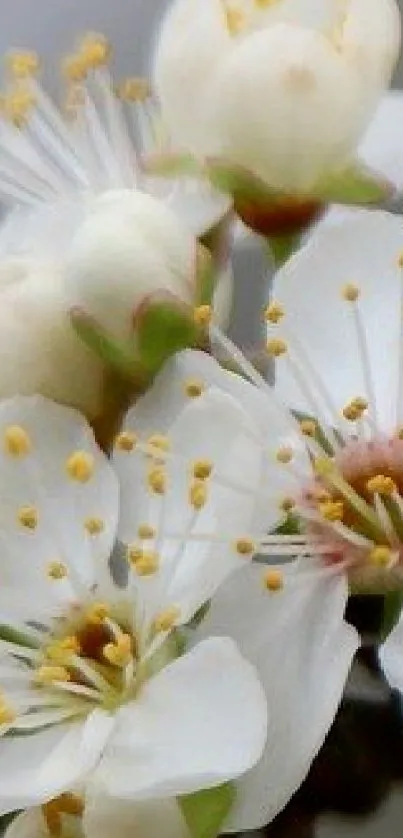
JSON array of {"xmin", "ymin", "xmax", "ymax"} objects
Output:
[
  {"xmin": 311, "ymin": 487, "xmax": 332, "ymax": 504},
  {"xmin": 313, "ymin": 457, "xmax": 336, "ymax": 477},
  {"xmin": 127, "ymin": 544, "xmax": 143, "ymax": 565},
  {"xmin": 4, "ymin": 425, "xmax": 31, "ymax": 457},
  {"xmin": 255, "ymin": 0, "xmax": 281, "ymax": 6},
  {"xmin": 184, "ymin": 378, "xmax": 205, "ymax": 399},
  {"xmin": 235, "ymin": 537, "xmax": 256, "ymax": 557},
  {"xmin": 116, "ymin": 76, "xmax": 151, "ymax": 102},
  {"xmin": 222, "ymin": 3, "xmax": 246, "ymax": 34},
  {"xmin": 147, "ymin": 434, "xmax": 170, "ymax": 458},
  {"xmin": 0, "ymin": 701, "xmax": 16, "ymax": 726},
  {"xmin": 192, "ymin": 459, "xmax": 213, "ymax": 480},
  {"xmin": 193, "ymin": 305, "xmax": 213, "ymax": 327},
  {"xmin": 342, "ymin": 283, "xmax": 360, "ymax": 302},
  {"xmin": 62, "ymin": 53, "xmax": 88, "ymax": 82},
  {"xmin": 280, "ymin": 497, "xmax": 296, "ymax": 513},
  {"xmin": 34, "ymin": 665, "xmax": 71, "ymax": 685},
  {"xmin": 263, "ymin": 570, "xmax": 284, "ymax": 592},
  {"xmin": 3, "ymin": 88, "xmax": 35, "ymax": 127},
  {"xmin": 266, "ymin": 338, "xmax": 288, "ymax": 357},
  {"xmin": 276, "ymin": 446, "xmax": 293, "ymax": 464},
  {"xmin": 132, "ymin": 550, "xmax": 160, "ymax": 577},
  {"xmin": 368, "ymin": 545, "xmax": 392, "ymax": 568},
  {"xmin": 79, "ymin": 33, "xmax": 111, "ymax": 69},
  {"xmin": 319, "ymin": 500, "xmax": 344, "ymax": 522},
  {"xmin": 147, "ymin": 466, "xmax": 167, "ymax": 495},
  {"xmin": 153, "ymin": 606, "xmax": 181, "ymax": 633},
  {"xmin": 190, "ymin": 479, "xmax": 208, "ymax": 510},
  {"xmin": 397, "ymin": 427, "xmax": 403, "ymax": 440},
  {"xmin": 343, "ymin": 397, "xmax": 368, "ymax": 421},
  {"xmin": 6, "ymin": 51, "xmax": 39, "ymax": 78},
  {"xmin": 47, "ymin": 562, "xmax": 68, "ymax": 581},
  {"xmin": 42, "ymin": 801, "xmax": 62, "ymax": 838},
  {"xmin": 264, "ymin": 301, "xmax": 285, "ymax": 324},
  {"xmin": 115, "ymin": 430, "xmax": 137, "ymax": 452},
  {"xmin": 138, "ymin": 523, "xmax": 156, "ymax": 540},
  {"xmin": 46, "ymin": 636, "xmax": 80, "ymax": 663},
  {"xmin": 103, "ymin": 634, "xmax": 132, "ymax": 667},
  {"xmin": 17, "ymin": 505, "xmax": 38, "ymax": 530},
  {"xmin": 398, "ymin": 252, "xmax": 403, "ymax": 269},
  {"xmin": 299, "ymin": 419, "xmax": 317, "ymax": 437},
  {"xmin": 66, "ymin": 450, "xmax": 94, "ymax": 483},
  {"xmin": 84, "ymin": 516, "xmax": 105, "ymax": 536},
  {"xmin": 366, "ymin": 475, "xmax": 397, "ymax": 496},
  {"xmin": 86, "ymin": 602, "xmax": 110, "ymax": 625}
]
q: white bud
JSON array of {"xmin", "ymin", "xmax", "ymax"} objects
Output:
[{"xmin": 154, "ymin": 0, "xmax": 401, "ymax": 192}]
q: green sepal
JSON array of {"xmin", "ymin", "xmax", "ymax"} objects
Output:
[
  {"xmin": 268, "ymin": 233, "xmax": 301, "ymax": 269},
  {"xmin": 274, "ymin": 514, "xmax": 301, "ymax": 536},
  {"xmin": 178, "ymin": 782, "xmax": 236, "ymax": 838},
  {"xmin": 186, "ymin": 600, "xmax": 211, "ymax": 630},
  {"xmin": 195, "ymin": 244, "xmax": 217, "ymax": 307},
  {"xmin": 69, "ymin": 307, "xmax": 147, "ymax": 385},
  {"xmin": 381, "ymin": 590, "xmax": 403, "ymax": 642},
  {"xmin": 136, "ymin": 293, "xmax": 198, "ymax": 375},
  {"xmin": 0, "ymin": 624, "xmax": 39, "ymax": 649},
  {"xmin": 312, "ymin": 162, "xmax": 393, "ymax": 205}
]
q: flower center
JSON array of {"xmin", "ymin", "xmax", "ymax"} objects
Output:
[{"xmin": 299, "ymin": 433, "xmax": 403, "ymax": 583}]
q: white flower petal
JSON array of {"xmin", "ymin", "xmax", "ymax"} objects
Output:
[
  {"xmin": 273, "ymin": 211, "xmax": 403, "ymax": 432},
  {"xmin": 341, "ymin": 0, "xmax": 401, "ymax": 92},
  {"xmin": 358, "ymin": 92, "xmax": 403, "ymax": 190},
  {"xmin": 0, "ymin": 710, "xmax": 114, "ymax": 814},
  {"xmin": 196, "ymin": 564, "xmax": 358, "ymax": 830},
  {"xmin": 4, "ymin": 809, "xmax": 83, "ymax": 838},
  {"xmin": 379, "ymin": 614, "xmax": 403, "ymax": 694},
  {"xmin": 0, "ymin": 396, "xmax": 118, "ymax": 602},
  {"xmin": 164, "ymin": 179, "xmax": 232, "ymax": 237},
  {"xmin": 85, "ymin": 794, "xmax": 189, "ymax": 838},
  {"xmin": 94, "ymin": 637, "xmax": 267, "ymax": 800}
]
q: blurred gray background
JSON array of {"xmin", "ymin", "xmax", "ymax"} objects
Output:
[{"xmin": 0, "ymin": 3, "xmax": 402, "ymax": 838}]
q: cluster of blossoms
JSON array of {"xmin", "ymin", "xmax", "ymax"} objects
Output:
[{"xmin": 0, "ymin": 1, "xmax": 402, "ymax": 838}]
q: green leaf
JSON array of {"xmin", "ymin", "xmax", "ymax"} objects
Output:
[
  {"xmin": 178, "ymin": 783, "xmax": 235, "ymax": 838},
  {"xmin": 313, "ymin": 162, "xmax": 393, "ymax": 205},
  {"xmin": 70, "ymin": 307, "xmax": 147, "ymax": 385},
  {"xmin": 136, "ymin": 294, "xmax": 198, "ymax": 375},
  {"xmin": 381, "ymin": 590, "xmax": 403, "ymax": 642}
]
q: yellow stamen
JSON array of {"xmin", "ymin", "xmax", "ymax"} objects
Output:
[
  {"xmin": 127, "ymin": 544, "xmax": 143, "ymax": 565},
  {"xmin": 4, "ymin": 425, "xmax": 31, "ymax": 457},
  {"xmin": 132, "ymin": 550, "xmax": 160, "ymax": 577},
  {"xmin": 116, "ymin": 76, "xmax": 151, "ymax": 102},
  {"xmin": 86, "ymin": 602, "xmax": 110, "ymax": 625},
  {"xmin": 319, "ymin": 500, "xmax": 344, "ymax": 522},
  {"xmin": 153, "ymin": 606, "xmax": 181, "ymax": 633},
  {"xmin": 0, "ymin": 701, "xmax": 16, "ymax": 726},
  {"xmin": 3, "ymin": 88, "xmax": 35, "ymax": 127},
  {"xmin": 147, "ymin": 466, "xmax": 167, "ymax": 495},
  {"xmin": 193, "ymin": 459, "xmax": 213, "ymax": 480},
  {"xmin": 18, "ymin": 505, "xmax": 38, "ymax": 530},
  {"xmin": 43, "ymin": 793, "xmax": 84, "ymax": 837},
  {"xmin": 46, "ymin": 562, "xmax": 68, "ymax": 581},
  {"xmin": 84, "ymin": 516, "xmax": 105, "ymax": 536},
  {"xmin": 300, "ymin": 419, "xmax": 317, "ymax": 437},
  {"xmin": 184, "ymin": 378, "xmax": 205, "ymax": 398},
  {"xmin": 235, "ymin": 537, "xmax": 256, "ymax": 556},
  {"xmin": 103, "ymin": 634, "xmax": 132, "ymax": 667},
  {"xmin": 397, "ymin": 251, "xmax": 403, "ymax": 270},
  {"xmin": 369, "ymin": 545, "xmax": 392, "ymax": 568},
  {"xmin": 6, "ymin": 51, "xmax": 39, "ymax": 77},
  {"xmin": 266, "ymin": 338, "xmax": 288, "ymax": 357},
  {"xmin": 264, "ymin": 301, "xmax": 285, "ymax": 324},
  {"xmin": 34, "ymin": 665, "xmax": 71, "ymax": 685},
  {"xmin": 79, "ymin": 33, "xmax": 110, "ymax": 69},
  {"xmin": 342, "ymin": 397, "xmax": 368, "ymax": 421},
  {"xmin": 147, "ymin": 434, "xmax": 170, "ymax": 458},
  {"xmin": 276, "ymin": 446, "xmax": 293, "ymax": 464},
  {"xmin": 137, "ymin": 523, "xmax": 156, "ymax": 540},
  {"xmin": 57, "ymin": 793, "xmax": 84, "ymax": 817},
  {"xmin": 46, "ymin": 636, "xmax": 81, "ymax": 664},
  {"xmin": 66, "ymin": 451, "xmax": 95, "ymax": 483},
  {"xmin": 193, "ymin": 304, "xmax": 213, "ymax": 327},
  {"xmin": 342, "ymin": 283, "xmax": 360, "ymax": 302},
  {"xmin": 263, "ymin": 570, "xmax": 284, "ymax": 592},
  {"xmin": 189, "ymin": 479, "xmax": 208, "ymax": 510},
  {"xmin": 223, "ymin": 3, "xmax": 246, "ymax": 34},
  {"xmin": 313, "ymin": 456, "xmax": 336, "ymax": 477},
  {"xmin": 366, "ymin": 475, "xmax": 397, "ymax": 496},
  {"xmin": 115, "ymin": 431, "xmax": 137, "ymax": 452},
  {"xmin": 62, "ymin": 53, "xmax": 88, "ymax": 82}
]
